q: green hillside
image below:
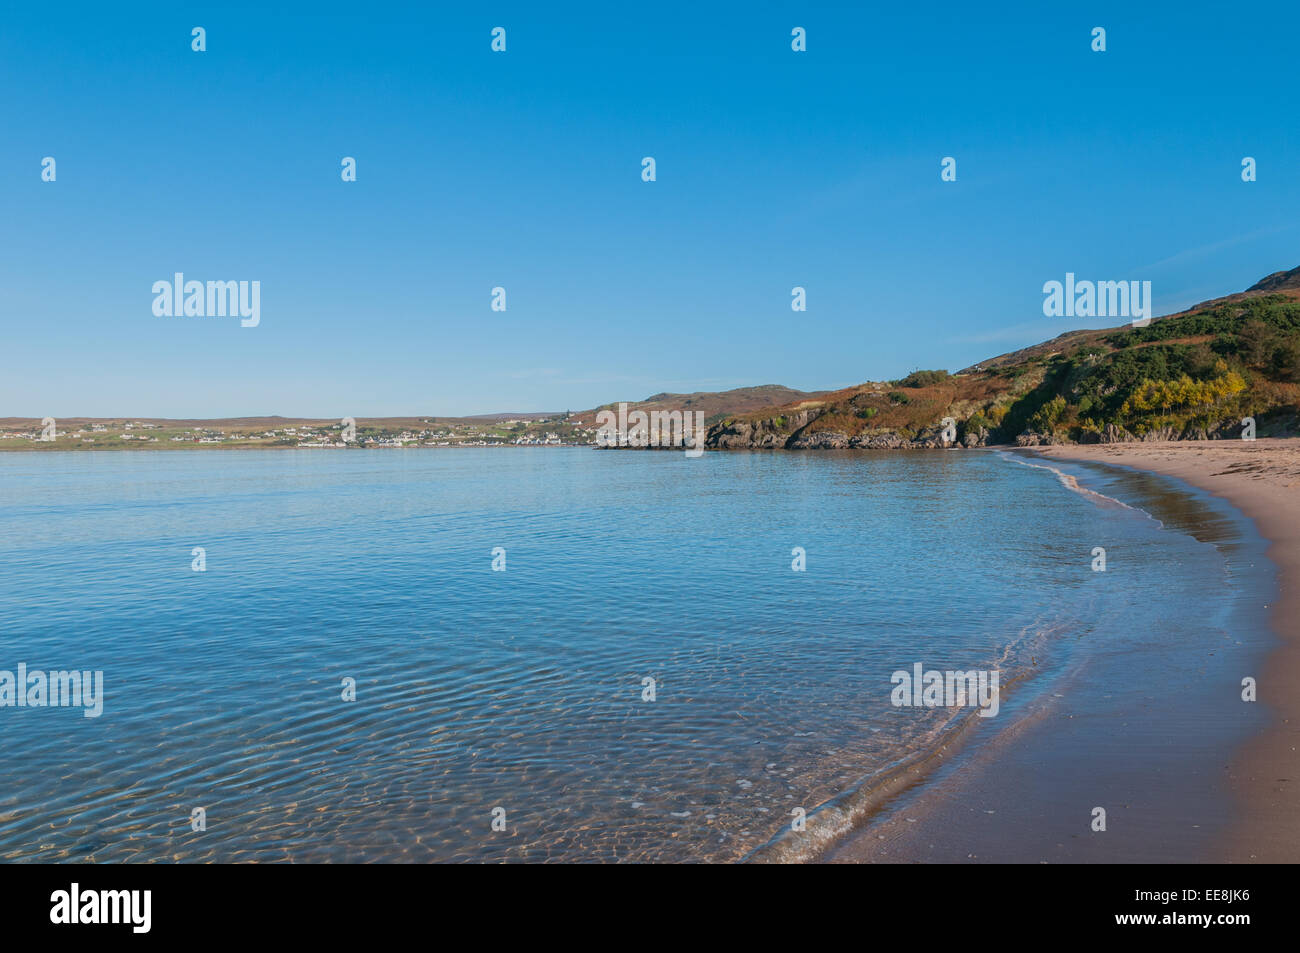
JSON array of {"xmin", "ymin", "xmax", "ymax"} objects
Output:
[{"xmin": 707, "ymin": 275, "xmax": 1300, "ymax": 449}]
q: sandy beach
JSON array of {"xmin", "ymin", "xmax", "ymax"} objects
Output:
[
  {"xmin": 819, "ymin": 438, "xmax": 1299, "ymax": 864},
  {"xmin": 1035, "ymin": 439, "xmax": 1300, "ymax": 863}
]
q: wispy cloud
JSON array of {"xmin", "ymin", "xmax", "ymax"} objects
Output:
[
  {"xmin": 1133, "ymin": 225, "xmax": 1294, "ymax": 273},
  {"xmin": 553, "ymin": 374, "xmax": 746, "ymax": 390},
  {"xmin": 947, "ymin": 321, "xmax": 1065, "ymax": 346}
]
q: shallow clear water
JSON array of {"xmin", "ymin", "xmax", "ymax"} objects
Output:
[{"xmin": 0, "ymin": 448, "xmax": 1262, "ymax": 862}]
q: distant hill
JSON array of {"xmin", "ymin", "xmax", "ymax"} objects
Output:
[
  {"xmin": 2, "ymin": 389, "xmax": 821, "ymax": 438},
  {"xmin": 1247, "ymin": 265, "xmax": 1300, "ymax": 293},
  {"xmin": 459, "ymin": 412, "xmax": 561, "ymax": 421},
  {"xmin": 704, "ymin": 270, "xmax": 1300, "ymax": 449},
  {"xmin": 569, "ymin": 385, "xmax": 829, "ymax": 428}
]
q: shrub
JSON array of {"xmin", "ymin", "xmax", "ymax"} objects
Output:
[
  {"xmin": 1029, "ymin": 395, "xmax": 1067, "ymax": 432},
  {"xmin": 898, "ymin": 369, "xmax": 950, "ymax": 388}
]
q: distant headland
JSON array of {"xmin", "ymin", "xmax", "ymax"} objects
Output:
[{"xmin": 6, "ymin": 267, "xmax": 1298, "ymax": 452}]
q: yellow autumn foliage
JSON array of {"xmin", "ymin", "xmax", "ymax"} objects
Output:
[{"xmin": 1120, "ymin": 367, "xmax": 1246, "ymax": 417}]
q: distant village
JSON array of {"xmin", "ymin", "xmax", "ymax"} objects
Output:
[{"xmin": 0, "ymin": 415, "xmax": 605, "ymax": 450}]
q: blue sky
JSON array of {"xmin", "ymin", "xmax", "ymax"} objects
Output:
[{"xmin": 3, "ymin": 1, "xmax": 1297, "ymax": 417}]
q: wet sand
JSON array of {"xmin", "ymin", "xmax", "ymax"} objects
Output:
[
  {"xmin": 818, "ymin": 439, "xmax": 1297, "ymax": 864},
  {"xmin": 1037, "ymin": 439, "xmax": 1300, "ymax": 863}
]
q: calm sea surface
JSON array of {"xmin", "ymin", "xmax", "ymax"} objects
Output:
[{"xmin": 0, "ymin": 448, "xmax": 1268, "ymax": 861}]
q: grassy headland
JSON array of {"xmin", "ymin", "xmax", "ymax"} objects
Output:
[{"xmin": 704, "ymin": 268, "xmax": 1300, "ymax": 449}]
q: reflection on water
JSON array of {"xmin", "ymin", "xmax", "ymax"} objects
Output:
[{"xmin": 0, "ymin": 448, "xmax": 1264, "ymax": 861}]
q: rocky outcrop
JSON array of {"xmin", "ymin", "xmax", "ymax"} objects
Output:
[
  {"xmin": 1140, "ymin": 425, "xmax": 1180, "ymax": 442},
  {"xmin": 787, "ymin": 430, "xmax": 852, "ymax": 449},
  {"xmin": 707, "ymin": 408, "xmax": 823, "ymax": 449},
  {"xmin": 1075, "ymin": 423, "xmax": 1134, "ymax": 444},
  {"xmin": 708, "ymin": 421, "xmax": 788, "ymax": 449},
  {"xmin": 1206, "ymin": 418, "xmax": 1249, "ymax": 439},
  {"xmin": 707, "ymin": 415, "xmax": 984, "ymax": 450},
  {"xmin": 1015, "ymin": 431, "xmax": 1063, "ymax": 447},
  {"xmin": 850, "ymin": 431, "xmax": 909, "ymax": 449}
]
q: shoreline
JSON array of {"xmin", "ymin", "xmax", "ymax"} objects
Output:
[
  {"xmin": 1034, "ymin": 439, "xmax": 1300, "ymax": 863},
  {"xmin": 747, "ymin": 656, "xmax": 1045, "ymax": 864},
  {"xmin": 814, "ymin": 439, "xmax": 1294, "ymax": 864}
]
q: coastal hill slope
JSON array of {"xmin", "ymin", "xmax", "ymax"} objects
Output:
[{"xmin": 705, "ymin": 269, "xmax": 1300, "ymax": 449}]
